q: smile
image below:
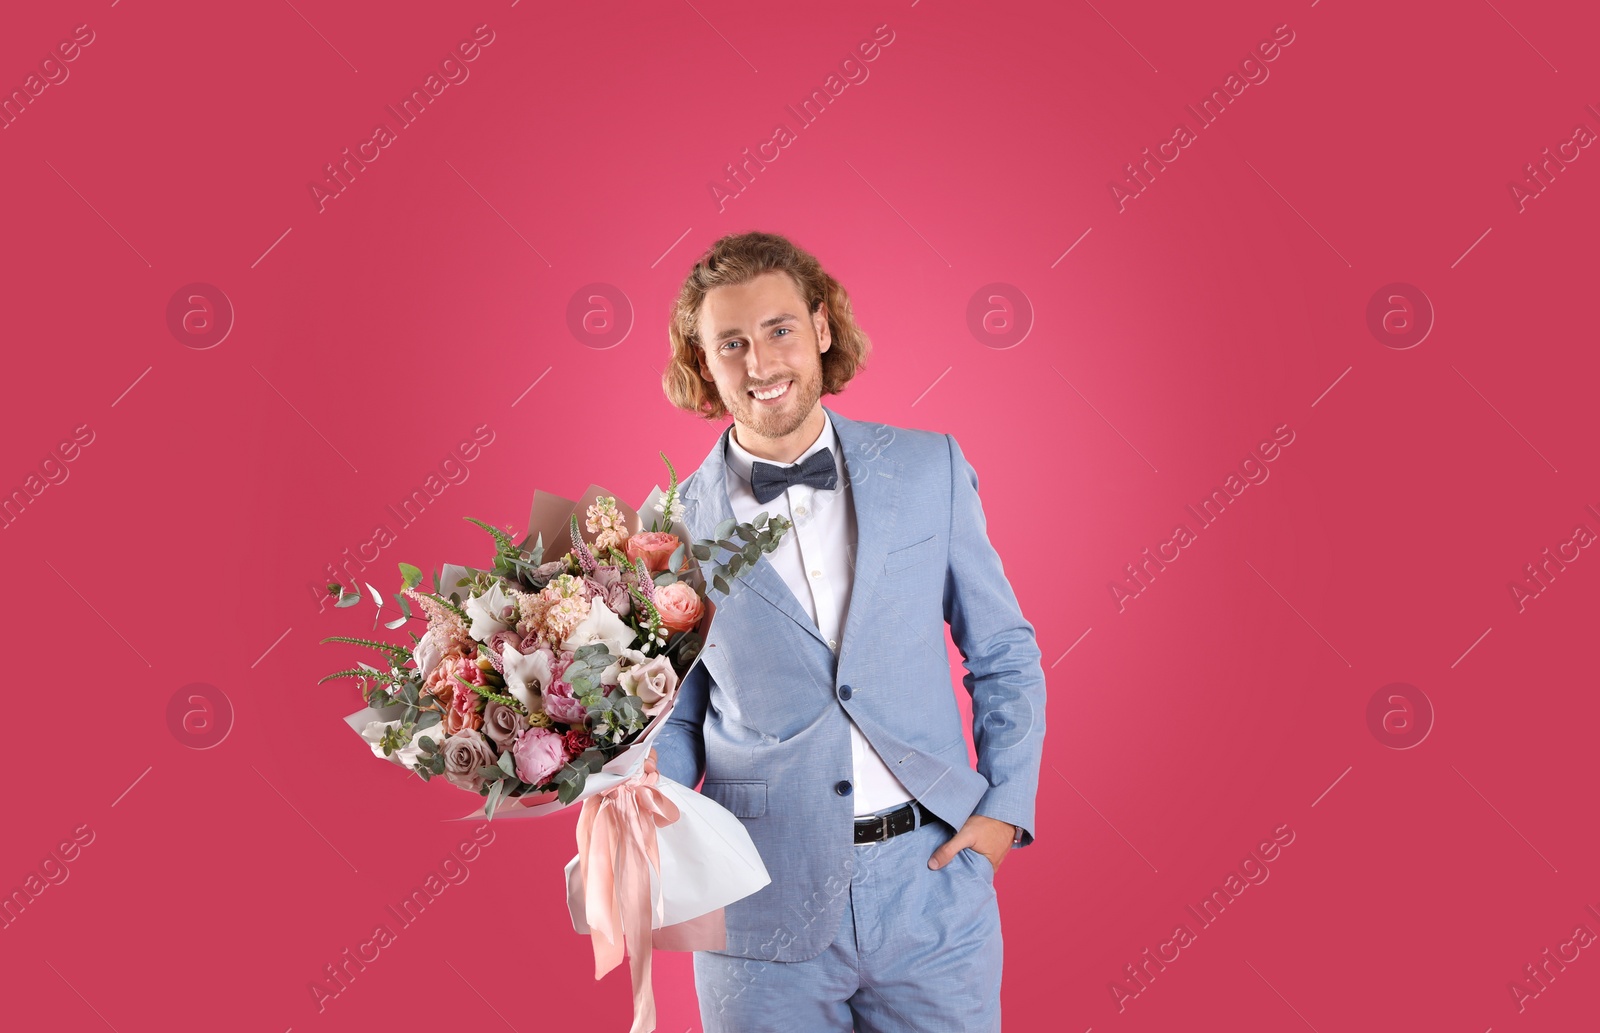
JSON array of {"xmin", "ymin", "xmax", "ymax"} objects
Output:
[{"xmin": 749, "ymin": 380, "xmax": 792, "ymax": 403}]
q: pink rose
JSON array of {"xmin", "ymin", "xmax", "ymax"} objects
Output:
[
  {"xmin": 626, "ymin": 531, "xmax": 681, "ymax": 573},
  {"xmin": 486, "ymin": 628, "xmax": 523, "ymax": 658},
  {"xmin": 584, "ymin": 566, "xmax": 633, "ymax": 618},
  {"xmin": 513, "ymin": 727, "xmax": 568, "ymax": 786},
  {"xmin": 652, "ymin": 581, "xmax": 705, "ymax": 633}
]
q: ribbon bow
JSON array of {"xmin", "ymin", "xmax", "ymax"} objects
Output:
[{"xmin": 575, "ymin": 768, "xmax": 726, "ymax": 1033}]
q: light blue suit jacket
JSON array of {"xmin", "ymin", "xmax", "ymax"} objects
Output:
[{"xmin": 654, "ymin": 404, "xmax": 1046, "ymax": 962}]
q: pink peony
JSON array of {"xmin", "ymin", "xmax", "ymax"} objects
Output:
[
  {"xmin": 543, "ymin": 681, "xmax": 587, "ymax": 727},
  {"xmin": 513, "ymin": 727, "xmax": 568, "ymax": 786},
  {"xmin": 652, "ymin": 581, "xmax": 705, "ymax": 633}
]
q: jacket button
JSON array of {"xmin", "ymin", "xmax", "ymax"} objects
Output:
[
  {"xmin": 838, "ymin": 684, "xmax": 853, "ymax": 701},
  {"xmin": 835, "ymin": 780, "xmax": 852, "ymax": 796}
]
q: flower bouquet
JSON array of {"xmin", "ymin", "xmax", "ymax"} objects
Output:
[{"xmin": 320, "ymin": 454, "xmax": 788, "ymax": 1031}]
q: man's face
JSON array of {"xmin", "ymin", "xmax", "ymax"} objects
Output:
[{"xmin": 695, "ymin": 270, "xmax": 831, "ymax": 442}]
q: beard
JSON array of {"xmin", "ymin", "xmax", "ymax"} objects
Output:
[{"xmin": 728, "ymin": 362, "xmax": 823, "ymax": 439}]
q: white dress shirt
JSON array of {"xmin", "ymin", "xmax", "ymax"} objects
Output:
[{"xmin": 723, "ymin": 411, "xmax": 915, "ymax": 817}]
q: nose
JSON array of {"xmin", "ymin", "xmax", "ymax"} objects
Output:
[{"xmin": 745, "ymin": 337, "xmax": 784, "ymax": 382}]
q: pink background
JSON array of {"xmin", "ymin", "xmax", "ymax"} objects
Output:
[{"xmin": 3, "ymin": 0, "xmax": 1598, "ymax": 1029}]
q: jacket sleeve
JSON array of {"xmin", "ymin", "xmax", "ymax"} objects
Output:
[
  {"xmin": 654, "ymin": 656, "xmax": 710, "ymax": 789},
  {"xmin": 942, "ymin": 432, "xmax": 1047, "ymax": 846}
]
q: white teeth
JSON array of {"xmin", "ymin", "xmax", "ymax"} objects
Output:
[{"xmin": 751, "ymin": 381, "xmax": 790, "ymax": 400}]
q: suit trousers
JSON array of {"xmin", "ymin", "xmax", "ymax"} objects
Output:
[{"xmin": 692, "ymin": 813, "xmax": 1003, "ymax": 1032}]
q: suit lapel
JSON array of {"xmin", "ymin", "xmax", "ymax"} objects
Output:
[
  {"xmin": 679, "ymin": 405, "xmax": 902, "ymax": 656},
  {"xmin": 830, "ymin": 407, "xmax": 903, "ymax": 661}
]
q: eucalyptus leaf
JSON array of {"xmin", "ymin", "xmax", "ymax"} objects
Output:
[
  {"xmin": 398, "ymin": 563, "xmax": 422, "ymax": 590},
  {"xmin": 713, "ymin": 517, "xmax": 737, "ymax": 540}
]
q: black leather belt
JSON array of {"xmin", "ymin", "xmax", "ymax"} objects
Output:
[{"xmin": 853, "ymin": 799, "xmax": 924, "ymax": 844}]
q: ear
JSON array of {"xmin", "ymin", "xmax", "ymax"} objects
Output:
[{"xmin": 814, "ymin": 301, "xmax": 832, "ymax": 353}]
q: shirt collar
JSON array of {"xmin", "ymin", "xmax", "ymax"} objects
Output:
[{"xmin": 725, "ymin": 409, "xmax": 839, "ymax": 489}]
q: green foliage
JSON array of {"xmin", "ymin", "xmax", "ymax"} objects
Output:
[
  {"xmin": 317, "ymin": 666, "xmax": 407, "ymax": 688},
  {"xmin": 563, "ymin": 643, "xmax": 614, "ymax": 699},
  {"xmin": 318, "ymin": 635, "xmax": 412, "ymax": 661},
  {"xmin": 554, "ymin": 762, "xmax": 589, "ymax": 805},
  {"xmin": 453, "ymin": 672, "xmax": 526, "ymax": 712},
  {"xmin": 691, "ymin": 513, "xmax": 790, "ymax": 597},
  {"xmin": 328, "ymin": 582, "xmax": 362, "ymax": 608},
  {"xmin": 464, "ymin": 516, "xmax": 517, "ymax": 553}
]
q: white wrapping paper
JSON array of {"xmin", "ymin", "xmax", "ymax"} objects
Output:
[{"xmin": 563, "ymin": 776, "xmax": 771, "ymax": 932}]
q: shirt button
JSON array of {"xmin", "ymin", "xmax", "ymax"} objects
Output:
[
  {"xmin": 795, "ymin": 505, "xmax": 807, "ymax": 516},
  {"xmin": 810, "ymin": 568, "xmax": 821, "ymax": 577},
  {"xmin": 828, "ymin": 638, "xmax": 837, "ymax": 648},
  {"xmin": 838, "ymin": 684, "xmax": 853, "ymax": 701},
  {"xmin": 835, "ymin": 780, "xmax": 853, "ymax": 796}
]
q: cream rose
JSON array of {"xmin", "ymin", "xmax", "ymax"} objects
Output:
[
  {"xmin": 441, "ymin": 731, "xmax": 497, "ymax": 792},
  {"xmin": 617, "ymin": 655, "xmax": 680, "ymax": 716}
]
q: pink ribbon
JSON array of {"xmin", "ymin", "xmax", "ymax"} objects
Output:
[{"xmin": 576, "ymin": 769, "xmax": 726, "ymax": 1033}]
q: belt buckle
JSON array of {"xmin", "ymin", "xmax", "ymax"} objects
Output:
[{"xmin": 876, "ymin": 812, "xmax": 892, "ymax": 842}]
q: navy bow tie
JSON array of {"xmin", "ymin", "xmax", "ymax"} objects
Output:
[{"xmin": 750, "ymin": 447, "xmax": 838, "ymax": 504}]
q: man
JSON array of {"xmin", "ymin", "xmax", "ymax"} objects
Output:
[{"xmin": 651, "ymin": 231, "xmax": 1046, "ymax": 1032}]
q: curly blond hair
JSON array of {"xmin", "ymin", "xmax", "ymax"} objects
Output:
[{"xmin": 663, "ymin": 231, "xmax": 871, "ymax": 420}]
